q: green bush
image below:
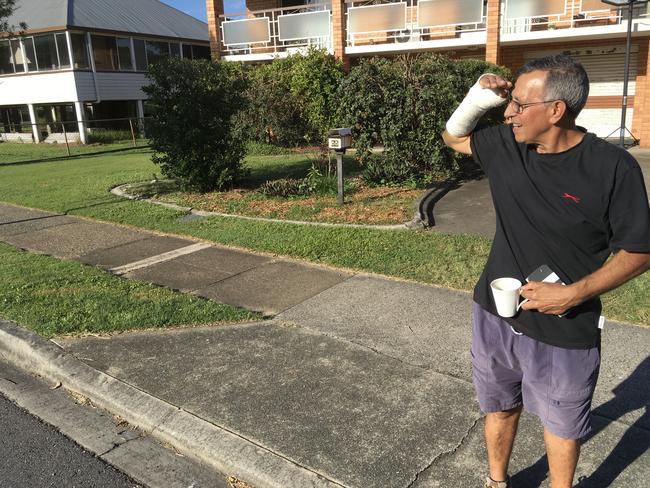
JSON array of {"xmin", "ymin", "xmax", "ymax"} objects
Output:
[
  {"xmin": 143, "ymin": 58, "xmax": 247, "ymax": 192},
  {"xmin": 235, "ymin": 49, "xmax": 345, "ymax": 147},
  {"xmin": 336, "ymin": 54, "xmax": 511, "ymax": 184},
  {"xmin": 86, "ymin": 129, "xmax": 132, "ymax": 144}
]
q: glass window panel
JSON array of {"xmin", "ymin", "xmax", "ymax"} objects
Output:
[
  {"xmin": 182, "ymin": 44, "xmax": 192, "ymax": 59},
  {"xmin": 34, "ymin": 34, "xmax": 59, "ymax": 70},
  {"xmin": 116, "ymin": 37, "xmax": 133, "ymax": 70},
  {"xmin": 418, "ymin": 0, "xmax": 483, "ymax": 27},
  {"xmin": 55, "ymin": 33, "xmax": 70, "ymax": 68},
  {"xmin": 0, "ymin": 40, "xmax": 13, "ymax": 74},
  {"xmin": 222, "ymin": 18, "xmax": 270, "ymax": 45},
  {"xmin": 170, "ymin": 43, "xmax": 181, "ymax": 57},
  {"xmin": 92, "ymin": 35, "xmax": 118, "ymax": 70},
  {"xmin": 145, "ymin": 40, "xmax": 170, "ymax": 65},
  {"xmin": 191, "ymin": 45, "xmax": 211, "ymax": 60},
  {"xmin": 10, "ymin": 40, "xmax": 24, "ymax": 72},
  {"xmin": 22, "ymin": 37, "xmax": 37, "ymax": 71},
  {"xmin": 348, "ymin": 4, "xmax": 406, "ymax": 34},
  {"xmin": 505, "ymin": 0, "xmax": 566, "ymax": 19},
  {"xmin": 278, "ymin": 11, "xmax": 330, "ymax": 41},
  {"xmin": 70, "ymin": 33, "xmax": 89, "ymax": 69},
  {"xmin": 133, "ymin": 39, "xmax": 147, "ymax": 70},
  {"xmin": 580, "ymin": 1, "xmax": 611, "ymax": 11}
]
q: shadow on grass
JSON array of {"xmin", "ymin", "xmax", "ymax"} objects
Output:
[{"xmin": 0, "ymin": 145, "xmax": 151, "ymax": 167}]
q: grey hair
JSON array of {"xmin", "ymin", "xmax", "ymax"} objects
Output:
[{"xmin": 516, "ymin": 54, "xmax": 589, "ymax": 119}]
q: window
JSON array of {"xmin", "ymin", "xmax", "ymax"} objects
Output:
[
  {"xmin": 145, "ymin": 40, "xmax": 169, "ymax": 65},
  {"xmin": 182, "ymin": 44, "xmax": 192, "ymax": 59},
  {"xmin": 133, "ymin": 39, "xmax": 147, "ymax": 70},
  {"xmin": 70, "ymin": 33, "xmax": 90, "ymax": 69},
  {"xmin": 170, "ymin": 43, "xmax": 181, "ymax": 57},
  {"xmin": 34, "ymin": 34, "xmax": 59, "ymax": 70},
  {"xmin": 192, "ymin": 45, "xmax": 211, "ymax": 60},
  {"xmin": 0, "ymin": 40, "xmax": 13, "ymax": 74},
  {"xmin": 11, "ymin": 40, "xmax": 24, "ymax": 72},
  {"xmin": 56, "ymin": 33, "xmax": 70, "ymax": 68},
  {"xmin": 22, "ymin": 37, "xmax": 36, "ymax": 71},
  {"xmin": 116, "ymin": 37, "xmax": 133, "ymax": 70},
  {"xmin": 92, "ymin": 34, "xmax": 118, "ymax": 70}
]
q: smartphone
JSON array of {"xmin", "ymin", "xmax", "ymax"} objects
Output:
[
  {"xmin": 525, "ymin": 265, "xmax": 568, "ymax": 317},
  {"xmin": 526, "ymin": 264, "xmax": 564, "ymax": 285}
]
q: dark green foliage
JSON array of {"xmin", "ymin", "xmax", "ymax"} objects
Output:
[
  {"xmin": 336, "ymin": 54, "xmax": 511, "ymax": 184},
  {"xmin": 258, "ymin": 178, "xmax": 305, "ymax": 197},
  {"xmin": 235, "ymin": 49, "xmax": 345, "ymax": 147},
  {"xmin": 143, "ymin": 58, "xmax": 247, "ymax": 192}
]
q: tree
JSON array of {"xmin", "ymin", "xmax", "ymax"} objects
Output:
[{"xmin": 1, "ymin": 0, "xmax": 27, "ymax": 34}]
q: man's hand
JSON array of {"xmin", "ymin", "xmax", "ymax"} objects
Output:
[
  {"xmin": 520, "ymin": 251, "xmax": 650, "ymax": 316},
  {"xmin": 519, "ymin": 282, "xmax": 580, "ymax": 316},
  {"xmin": 477, "ymin": 75, "xmax": 512, "ymax": 101}
]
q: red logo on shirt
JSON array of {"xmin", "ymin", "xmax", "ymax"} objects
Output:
[{"xmin": 561, "ymin": 193, "xmax": 581, "ymax": 203}]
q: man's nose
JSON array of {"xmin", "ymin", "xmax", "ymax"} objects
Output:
[{"xmin": 503, "ymin": 102, "xmax": 516, "ymax": 119}]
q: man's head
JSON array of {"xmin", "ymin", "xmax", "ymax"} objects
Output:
[{"xmin": 505, "ymin": 55, "xmax": 589, "ymax": 145}]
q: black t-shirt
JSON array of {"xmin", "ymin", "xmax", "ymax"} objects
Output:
[{"xmin": 470, "ymin": 124, "xmax": 650, "ymax": 349}]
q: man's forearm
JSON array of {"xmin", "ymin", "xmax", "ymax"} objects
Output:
[{"xmin": 572, "ymin": 250, "xmax": 650, "ymax": 304}]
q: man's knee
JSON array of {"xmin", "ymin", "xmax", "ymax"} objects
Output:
[{"xmin": 488, "ymin": 405, "xmax": 523, "ymax": 421}]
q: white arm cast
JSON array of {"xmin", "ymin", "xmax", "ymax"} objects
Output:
[{"xmin": 445, "ymin": 74, "xmax": 508, "ymax": 137}]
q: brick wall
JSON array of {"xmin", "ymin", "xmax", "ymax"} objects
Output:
[
  {"xmin": 205, "ymin": 0, "xmax": 225, "ymax": 60},
  {"xmin": 486, "ymin": 0, "xmax": 501, "ymax": 64}
]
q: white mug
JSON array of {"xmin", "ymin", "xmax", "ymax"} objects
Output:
[{"xmin": 490, "ymin": 277, "xmax": 529, "ymax": 318}]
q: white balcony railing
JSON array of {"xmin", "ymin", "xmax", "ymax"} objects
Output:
[
  {"xmin": 345, "ymin": 0, "xmax": 486, "ymax": 48},
  {"xmin": 501, "ymin": 0, "xmax": 650, "ymax": 34},
  {"xmin": 218, "ymin": 3, "xmax": 332, "ymax": 60}
]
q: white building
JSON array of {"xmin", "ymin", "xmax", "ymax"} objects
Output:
[{"xmin": 1, "ymin": 0, "xmax": 210, "ymax": 143}]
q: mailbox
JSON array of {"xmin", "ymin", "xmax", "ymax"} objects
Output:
[{"xmin": 328, "ymin": 128, "xmax": 352, "ymax": 152}]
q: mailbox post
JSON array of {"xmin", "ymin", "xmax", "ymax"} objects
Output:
[{"xmin": 328, "ymin": 128, "xmax": 352, "ymax": 205}]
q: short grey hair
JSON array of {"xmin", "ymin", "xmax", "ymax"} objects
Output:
[{"xmin": 517, "ymin": 54, "xmax": 589, "ymax": 119}]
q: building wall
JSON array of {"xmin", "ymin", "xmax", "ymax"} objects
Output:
[{"xmin": 0, "ymin": 72, "xmax": 80, "ymax": 105}]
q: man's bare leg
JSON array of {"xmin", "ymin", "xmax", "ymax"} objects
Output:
[
  {"xmin": 485, "ymin": 405, "xmax": 523, "ymax": 482},
  {"xmin": 544, "ymin": 429, "xmax": 580, "ymax": 488}
]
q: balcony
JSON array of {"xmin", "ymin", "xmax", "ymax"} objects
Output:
[
  {"xmin": 501, "ymin": 0, "xmax": 650, "ymax": 44},
  {"xmin": 345, "ymin": 0, "xmax": 487, "ymax": 55},
  {"xmin": 218, "ymin": 3, "xmax": 332, "ymax": 61},
  {"xmin": 217, "ymin": 0, "xmax": 650, "ymax": 61}
]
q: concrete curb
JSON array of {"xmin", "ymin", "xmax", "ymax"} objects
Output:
[{"xmin": 0, "ymin": 320, "xmax": 346, "ymax": 488}]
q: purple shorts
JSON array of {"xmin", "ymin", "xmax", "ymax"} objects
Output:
[{"xmin": 471, "ymin": 303, "xmax": 600, "ymax": 440}]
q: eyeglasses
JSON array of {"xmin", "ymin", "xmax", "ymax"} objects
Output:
[{"xmin": 506, "ymin": 93, "xmax": 562, "ymax": 114}]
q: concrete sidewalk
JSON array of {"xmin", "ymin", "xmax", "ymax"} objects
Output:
[{"xmin": 0, "ymin": 201, "xmax": 649, "ymax": 488}]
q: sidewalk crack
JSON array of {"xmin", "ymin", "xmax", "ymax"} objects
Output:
[{"xmin": 405, "ymin": 416, "xmax": 481, "ymax": 488}]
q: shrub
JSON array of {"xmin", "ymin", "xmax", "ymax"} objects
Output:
[
  {"xmin": 336, "ymin": 54, "xmax": 511, "ymax": 184},
  {"xmin": 259, "ymin": 178, "xmax": 305, "ymax": 197},
  {"xmin": 143, "ymin": 58, "xmax": 247, "ymax": 192},
  {"xmin": 86, "ymin": 129, "xmax": 132, "ymax": 144},
  {"xmin": 235, "ymin": 49, "xmax": 345, "ymax": 147}
]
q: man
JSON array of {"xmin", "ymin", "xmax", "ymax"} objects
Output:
[{"xmin": 442, "ymin": 54, "xmax": 650, "ymax": 488}]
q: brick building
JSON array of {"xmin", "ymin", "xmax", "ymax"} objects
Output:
[{"xmin": 206, "ymin": 0, "xmax": 650, "ymax": 146}]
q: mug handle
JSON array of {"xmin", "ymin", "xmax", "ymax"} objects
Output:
[{"xmin": 516, "ymin": 297, "xmax": 529, "ymax": 311}]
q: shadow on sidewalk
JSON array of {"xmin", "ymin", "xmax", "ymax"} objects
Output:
[{"xmin": 511, "ymin": 356, "xmax": 650, "ymax": 487}]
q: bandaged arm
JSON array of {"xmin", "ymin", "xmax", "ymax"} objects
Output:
[{"xmin": 442, "ymin": 74, "xmax": 508, "ymax": 154}]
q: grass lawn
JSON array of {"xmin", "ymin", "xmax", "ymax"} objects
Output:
[
  {"xmin": 0, "ymin": 141, "xmax": 143, "ymax": 164},
  {"xmin": 0, "ymin": 243, "xmax": 259, "ymax": 338},
  {"xmin": 0, "ymin": 144, "xmax": 647, "ymax": 326}
]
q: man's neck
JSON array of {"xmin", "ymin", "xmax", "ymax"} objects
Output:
[{"xmin": 534, "ymin": 126, "xmax": 585, "ymax": 154}]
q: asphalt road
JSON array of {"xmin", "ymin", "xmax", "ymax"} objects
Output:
[{"xmin": 0, "ymin": 392, "xmax": 141, "ymax": 488}]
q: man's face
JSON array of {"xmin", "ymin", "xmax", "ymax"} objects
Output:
[{"xmin": 504, "ymin": 71, "xmax": 554, "ymax": 144}]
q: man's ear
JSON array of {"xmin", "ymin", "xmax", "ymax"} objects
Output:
[{"xmin": 549, "ymin": 100, "xmax": 568, "ymax": 124}]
